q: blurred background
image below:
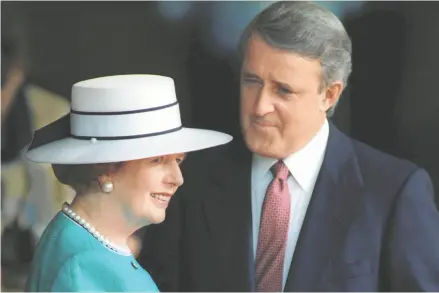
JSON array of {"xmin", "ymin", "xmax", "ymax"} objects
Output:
[{"xmin": 2, "ymin": 1, "xmax": 439, "ymax": 291}]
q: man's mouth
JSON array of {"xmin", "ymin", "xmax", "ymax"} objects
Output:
[{"xmin": 252, "ymin": 118, "xmax": 275, "ymax": 127}]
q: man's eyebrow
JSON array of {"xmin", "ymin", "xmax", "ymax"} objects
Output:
[
  {"xmin": 272, "ymin": 80, "xmax": 293, "ymax": 91},
  {"xmin": 241, "ymin": 71, "xmax": 261, "ymax": 80}
]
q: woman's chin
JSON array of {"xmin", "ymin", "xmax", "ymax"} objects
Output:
[{"xmin": 143, "ymin": 212, "xmax": 166, "ymax": 225}]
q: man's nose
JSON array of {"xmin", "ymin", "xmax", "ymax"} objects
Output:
[{"xmin": 253, "ymin": 88, "xmax": 274, "ymax": 117}]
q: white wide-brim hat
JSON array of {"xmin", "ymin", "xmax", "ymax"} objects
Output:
[{"xmin": 24, "ymin": 74, "xmax": 232, "ymax": 164}]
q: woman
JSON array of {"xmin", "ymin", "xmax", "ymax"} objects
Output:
[{"xmin": 24, "ymin": 74, "xmax": 232, "ymax": 292}]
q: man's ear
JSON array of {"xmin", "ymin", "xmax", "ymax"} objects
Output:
[{"xmin": 320, "ymin": 81, "xmax": 343, "ymax": 112}]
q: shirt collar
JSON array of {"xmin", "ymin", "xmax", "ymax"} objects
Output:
[{"xmin": 252, "ymin": 119, "xmax": 329, "ymax": 192}]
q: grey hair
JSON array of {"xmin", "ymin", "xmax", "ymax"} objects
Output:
[{"xmin": 239, "ymin": 1, "xmax": 352, "ymax": 117}]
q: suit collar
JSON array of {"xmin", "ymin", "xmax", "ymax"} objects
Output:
[{"xmin": 323, "ymin": 121, "xmax": 364, "ymax": 188}]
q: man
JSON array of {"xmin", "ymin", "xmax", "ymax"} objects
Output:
[{"xmin": 139, "ymin": 1, "xmax": 439, "ymax": 291}]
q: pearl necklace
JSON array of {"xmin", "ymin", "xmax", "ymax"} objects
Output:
[{"xmin": 62, "ymin": 202, "xmax": 132, "ymax": 255}]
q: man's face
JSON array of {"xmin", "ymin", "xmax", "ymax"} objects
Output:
[{"xmin": 240, "ymin": 34, "xmax": 341, "ymax": 159}]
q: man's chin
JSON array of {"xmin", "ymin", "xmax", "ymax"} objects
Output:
[
  {"xmin": 245, "ymin": 137, "xmax": 279, "ymax": 159},
  {"xmin": 244, "ymin": 133, "xmax": 295, "ymax": 159}
]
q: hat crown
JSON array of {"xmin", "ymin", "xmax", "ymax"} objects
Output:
[
  {"xmin": 24, "ymin": 74, "xmax": 233, "ymax": 165},
  {"xmin": 71, "ymin": 75, "xmax": 177, "ymax": 112},
  {"xmin": 69, "ymin": 75, "xmax": 182, "ymax": 140}
]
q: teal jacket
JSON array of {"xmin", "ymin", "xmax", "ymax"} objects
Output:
[{"xmin": 25, "ymin": 212, "xmax": 159, "ymax": 292}]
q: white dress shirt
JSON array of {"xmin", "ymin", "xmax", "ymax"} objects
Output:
[{"xmin": 251, "ymin": 119, "xmax": 330, "ymax": 289}]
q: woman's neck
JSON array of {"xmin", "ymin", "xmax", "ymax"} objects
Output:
[{"xmin": 70, "ymin": 192, "xmax": 137, "ymax": 248}]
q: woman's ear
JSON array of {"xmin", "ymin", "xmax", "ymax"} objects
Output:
[{"xmin": 95, "ymin": 162, "xmax": 124, "ymax": 193}]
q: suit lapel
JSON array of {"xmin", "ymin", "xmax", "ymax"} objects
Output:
[
  {"xmin": 284, "ymin": 123, "xmax": 365, "ymax": 291},
  {"xmin": 202, "ymin": 147, "xmax": 254, "ymax": 291}
]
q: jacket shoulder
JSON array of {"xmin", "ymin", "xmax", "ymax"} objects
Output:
[{"xmin": 349, "ymin": 136, "xmax": 421, "ymax": 186}]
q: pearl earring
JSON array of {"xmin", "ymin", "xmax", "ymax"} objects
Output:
[{"xmin": 102, "ymin": 181, "xmax": 113, "ymax": 193}]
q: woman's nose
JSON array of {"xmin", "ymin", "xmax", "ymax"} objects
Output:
[{"xmin": 166, "ymin": 161, "xmax": 184, "ymax": 187}]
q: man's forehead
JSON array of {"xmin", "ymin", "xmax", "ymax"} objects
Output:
[{"xmin": 242, "ymin": 54, "xmax": 321, "ymax": 83}]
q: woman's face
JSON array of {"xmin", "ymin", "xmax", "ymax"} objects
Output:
[{"xmin": 110, "ymin": 153, "xmax": 185, "ymax": 227}]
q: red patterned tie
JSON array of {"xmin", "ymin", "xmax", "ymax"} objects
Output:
[{"xmin": 255, "ymin": 160, "xmax": 291, "ymax": 292}]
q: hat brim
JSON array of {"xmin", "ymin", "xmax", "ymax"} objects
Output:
[{"xmin": 24, "ymin": 128, "xmax": 232, "ymax": 164}]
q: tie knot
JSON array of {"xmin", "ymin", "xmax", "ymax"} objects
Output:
[{"xmin": 270, "ymin": 160, "xmax": 290, "ymax": 180}]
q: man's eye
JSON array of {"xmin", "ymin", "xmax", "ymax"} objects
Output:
[
  {"xmin": 277, "ymin": 86, "xmax": 292, "ymax": 95},
  {"xmin": 242, "ymin": 78, "xmax": 261, "ymax": 85}
]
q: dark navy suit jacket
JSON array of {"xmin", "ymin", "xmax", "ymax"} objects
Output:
[{"xmin": 139, "ymin": 122, "xmax": 439, "ymax": 291}]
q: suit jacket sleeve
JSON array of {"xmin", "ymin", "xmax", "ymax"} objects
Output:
[
  {"xmin": 139, "ymin": 192, "xmax": 182, "ymax": 292},
  {"xmin": 385, "ymin": 168, "xmax": 439, "ymax": 291}
]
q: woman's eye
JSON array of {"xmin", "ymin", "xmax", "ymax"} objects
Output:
[
  {"xmin": 151, "ymin": 156, "xmax": 164, "ymax": 164},
  {"xmin": 176, "ymin": 157, "xmax": 185, "ymax": 165}
]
